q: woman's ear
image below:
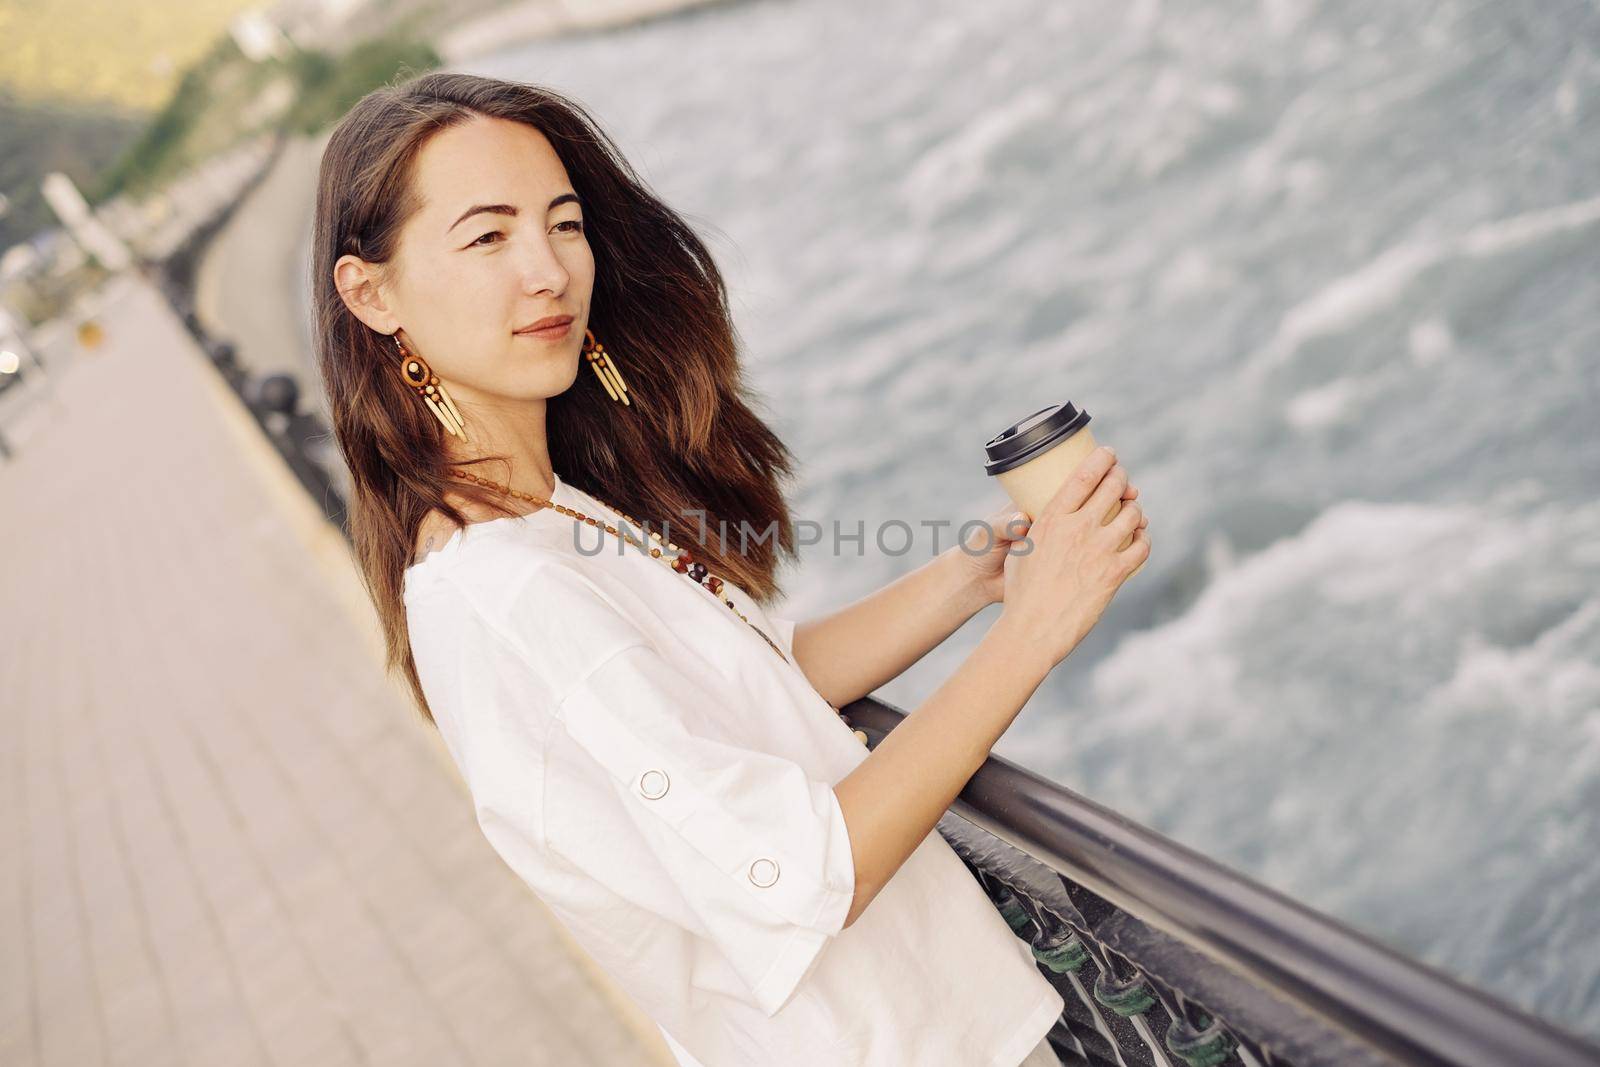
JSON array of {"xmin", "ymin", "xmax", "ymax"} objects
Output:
[{"xmin": 333, "ymin": 254, "xmax": 399, "ymax": 335}]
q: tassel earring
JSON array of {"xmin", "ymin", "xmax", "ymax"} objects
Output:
[
  {"xmin": 395, "ymin": 334, "xmax": 468, "ymax": 441},
  {"xmin": 583, "ymin": 328, "xmax": 631, "ymax": 406}
]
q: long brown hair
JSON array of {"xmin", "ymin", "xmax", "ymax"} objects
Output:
[{"xmin": 310, "ymin": 71, "xmax": 800, "ymax": 725}]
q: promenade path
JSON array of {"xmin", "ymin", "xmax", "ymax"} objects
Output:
[{"xmin": 0, "ymin": 272, "xmax": 670, "ymax": 1066}]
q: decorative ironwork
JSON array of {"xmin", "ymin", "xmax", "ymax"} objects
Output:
[{"xmin": 842, "ymin": 697, "xmax": 1600, "ymax": 1067}]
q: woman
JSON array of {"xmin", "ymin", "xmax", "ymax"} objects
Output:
[{"xmin": 313, "ymin": 71, "xmax": 1148, "ymax": 1067}]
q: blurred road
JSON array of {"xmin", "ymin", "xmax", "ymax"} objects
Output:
[
  {"xmin": 195, "ymin": 133, "xmax": 327, "ymax": 423},
  {"xmin": 0, "ymin": 273, "xmax": 668, "ymax": 1066}
]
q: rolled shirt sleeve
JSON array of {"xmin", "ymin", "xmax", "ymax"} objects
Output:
[
  {"xmin": 464, "ymin": 566, "xmax": 857, "ymax": 1017},
  {"xmin": 553, "ymin": 640, "xmax": 857, "ymax": 1017}
]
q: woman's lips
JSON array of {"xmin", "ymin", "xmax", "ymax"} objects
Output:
[{"xmin": 516, "ymin": 321, "xmax": 572, "ymax": 340}]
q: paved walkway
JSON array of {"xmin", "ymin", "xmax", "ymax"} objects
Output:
[{"xmin": 0, "ymin": 273, "xmax": 669, "ymax": 1066}]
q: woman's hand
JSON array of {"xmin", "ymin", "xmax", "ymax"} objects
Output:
[
  {"xmin": 953, "ymin": 465, "xmax": 1145, "ymax": 608},
  {"xmin": 998, "ymin": 447, "xmax": 1150, "ymax": 665}
]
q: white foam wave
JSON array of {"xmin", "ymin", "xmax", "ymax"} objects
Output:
[{"xmin": 1256, "ymin": 194, "xmax": 1600, "ymax": 369}]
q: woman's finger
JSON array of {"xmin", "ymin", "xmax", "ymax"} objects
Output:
[{"xmin": 997, "ymin": 510, "xmax": 1030, "ymax": 542}]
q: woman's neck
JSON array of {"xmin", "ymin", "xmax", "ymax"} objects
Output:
[{"xmin": 440, "ymin": 396, "xmax": 557, "ymax": 502}]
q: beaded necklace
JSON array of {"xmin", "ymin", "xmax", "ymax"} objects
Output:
[{"xmin": 448, "ymin": 469, "xmax": 789, "ymax": 664}]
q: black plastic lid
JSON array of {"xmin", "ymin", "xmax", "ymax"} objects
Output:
[{"xmin": 982, "ymin": 402, "xmax": 1091, "ymax": 475}]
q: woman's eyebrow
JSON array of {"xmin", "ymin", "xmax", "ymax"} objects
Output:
[{"xmin": 447, "ymin": 193, "xmax": 583, "ymax": 233}]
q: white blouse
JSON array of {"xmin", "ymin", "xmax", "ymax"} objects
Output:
[{"xmin": 402, "ymin": 470, "xmax": 1064, "ymax": 1066}]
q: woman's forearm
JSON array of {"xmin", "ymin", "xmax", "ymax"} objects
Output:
[
  {"xmin": 832, "ymin": 612, "xmax": 1056, "ymax": 927},
  {"xmin": 787, "ymin": 545, "xmax": 994, "ymax": 709}
]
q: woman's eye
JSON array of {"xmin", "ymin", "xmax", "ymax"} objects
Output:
[
  {"xmin": 470, "ymin": 231, "xmax": 503, "ymax": 247},
  {"xmin": 555, "ymin": 219, "xmax": 585, "ymax": 234}
]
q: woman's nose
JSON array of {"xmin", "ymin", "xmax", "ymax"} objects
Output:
[{"xmin": 516, "ymin": 237, "xmax": 569, "ymax": 295}]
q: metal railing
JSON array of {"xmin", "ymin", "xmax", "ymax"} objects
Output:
[
  {"xmin": 840, "ymin": 697, "xmax": 1600, "ymax": 1067},
  {"xmin": 149, "ymin": 260, "xmax": 349, "ymax": 533}
]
